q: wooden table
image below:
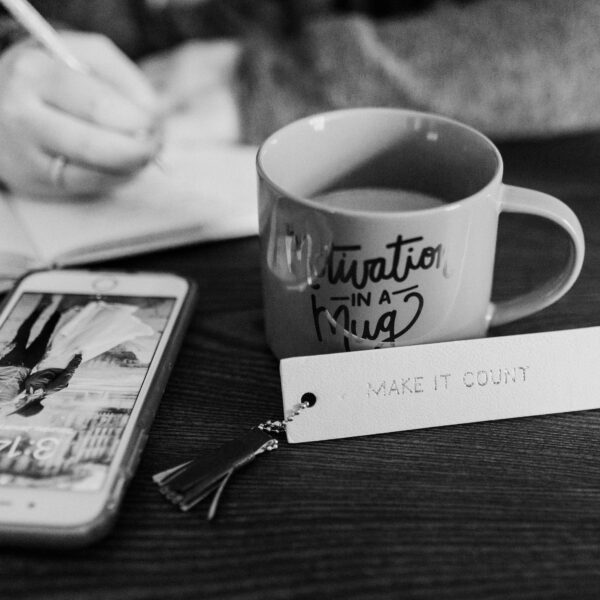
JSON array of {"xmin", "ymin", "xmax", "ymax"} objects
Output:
[{"xmin": 3, "ymin": 134, "xmax": 600, "ymax": 599}]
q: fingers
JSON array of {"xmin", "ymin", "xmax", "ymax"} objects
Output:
[
  {"xmin": 14, "ymin": 38, "xmax": 161, "ymax": 136},
  {"xmin": 37, "ymin": 55, "xmax": 158, "ymax": 135},
  {"xmin": 0, "ymin": 33, "xmax": 162, "ymax": 198},
  {"xmin": 61, "ymin": 32, "xmax": 161, "ymax": 116},
  {"xmin": 1, "ymin": 144, "xmax": 131, "ymax": 198},
  {"xmin": 0, "ymin": 96, "xmax": 145, "ymax": 197},
  {"xmin": 29, "ymin": 101, "xmax": 159, "ymax": 174},
  {"xmin": 46, "ymin": 155, "xmax": 130, "ymax": 196},
  {"xmin": 38, "ymin": 150, "xmax": 132, "ymax": 197}
]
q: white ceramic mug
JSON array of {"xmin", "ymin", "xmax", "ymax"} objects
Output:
[{"xmin": 257, "ymin": 108, "xmax": 585, "ymax": 358}]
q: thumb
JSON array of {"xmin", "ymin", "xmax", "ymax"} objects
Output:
[{"xmin": 62, "ymin": 32, "xmax": 162, "ymax": 117}]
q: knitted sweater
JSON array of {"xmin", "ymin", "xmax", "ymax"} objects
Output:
[
  {"xmin": 2, "ymin": 0, "xmax": 600, "ymax": 143},
  {"xmin": 236, "ymin": 0, "xmax": 600, "ymax": 143}
]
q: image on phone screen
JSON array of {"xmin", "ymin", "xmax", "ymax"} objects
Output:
[{"xmin": 0, "ymin": 293, "xmax": 176, "ymax": 493}]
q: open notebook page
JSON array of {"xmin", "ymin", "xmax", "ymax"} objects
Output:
[
  {"xmin": 0, "ymin": 196, "xmax": 40, "ymax": 291},
  {"xmin": 7, "ymin": 143, "xmax": 258, "ymax": 266}
]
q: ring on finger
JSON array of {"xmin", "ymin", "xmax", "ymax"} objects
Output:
[{"xmin": 49, "ymin": 155, "xmax": 68, "ymax": 187}]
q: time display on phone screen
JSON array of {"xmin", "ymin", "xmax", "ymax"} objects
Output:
[
  {"xmin": 0, "ymin": 293, "xmax": 175, "ymax": 492},
  {"xmin": 0, "ymin": 434, "xmax": 61, "ymax": 461}
]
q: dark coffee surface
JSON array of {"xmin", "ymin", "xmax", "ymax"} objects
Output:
[
  {"xmin": 313, "ymin": 188, "xmax": 445, "ymax": 212},
  {"xmin": 2, "ymin": 134, "xmax": 600, "ymax": 600}
]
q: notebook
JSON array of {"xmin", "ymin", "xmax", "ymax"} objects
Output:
[{"xmin": 0, "ymin": 141, "xmax": 258, "ymax": 293}]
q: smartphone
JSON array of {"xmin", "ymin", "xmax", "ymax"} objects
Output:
[{"xmin": 0, "ymin": 269, "xmax": 196, "ymax": 546}]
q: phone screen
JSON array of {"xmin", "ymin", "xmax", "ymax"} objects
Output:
[{"xmin": 0, "ymin": 292, "xmax": 176, "ymax": 492}]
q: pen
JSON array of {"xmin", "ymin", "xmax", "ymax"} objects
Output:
[
  {"xmin": 0, "ymin": 0, "xmax": 166, "ymax": 170},
  {"xmin": 0, "ymin": 0, "xmax": 89, "ymax": 74}
]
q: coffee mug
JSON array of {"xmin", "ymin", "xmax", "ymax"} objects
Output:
[{"xmin": 257, "ymin": 108, "xmax": 584, "ymax": 358}]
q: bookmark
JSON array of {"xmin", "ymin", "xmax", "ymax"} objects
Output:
[
  {"xmin": 152, "ymin": 394, "xmax": 316, "ymax": 520},
  {"xmin": 154, "ymin": 326, "xmax": 600, "ymax": 520},
  {"xmin": 280, "ymin": 326, "xmax": 600, "ymax": 443}
]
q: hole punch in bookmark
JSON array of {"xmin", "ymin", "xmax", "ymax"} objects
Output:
[{"xmin": 152, "ymin": 394, "xmax": 316, "ymax": 520}]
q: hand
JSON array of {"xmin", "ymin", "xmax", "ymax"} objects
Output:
[{"xmin": 0, "ymin": 32, "xmax": 162, "ymax": 198}]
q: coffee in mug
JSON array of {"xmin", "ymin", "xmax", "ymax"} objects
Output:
[{"xmin": 313, "ymin": 188, "xmax": 445, "ymax": 212}]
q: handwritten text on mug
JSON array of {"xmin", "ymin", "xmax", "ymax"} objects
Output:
[{"xmin": 311, "ymin": 234, "xmax": 449, "ymax": 350}]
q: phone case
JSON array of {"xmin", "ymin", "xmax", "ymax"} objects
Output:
[{"xmin": 0, "ymin": 270, "xmax": 198, "ymax": 547}]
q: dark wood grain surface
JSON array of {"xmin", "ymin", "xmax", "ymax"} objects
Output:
[{"xmin": 2, "ymin": 134, "xmax": 600, "ymax": 599}]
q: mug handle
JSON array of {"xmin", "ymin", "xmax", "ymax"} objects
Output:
[{"xmin": 488, "ymin": 184, "xmax": 585, "ymax": 327}]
